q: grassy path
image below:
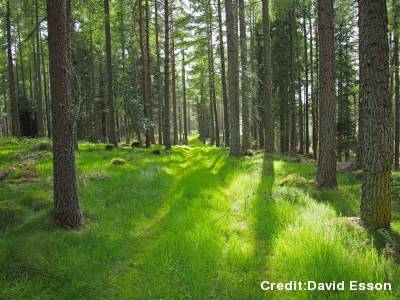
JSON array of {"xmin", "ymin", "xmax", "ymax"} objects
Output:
[
  {"xmin": 115, "ymin": 145, "xmax": 400, "ymax": 299},
  {"xmin": 1, "ymin": 139, "xmax": 400, "ymax": 299}
]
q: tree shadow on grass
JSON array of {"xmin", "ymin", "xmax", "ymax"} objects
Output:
[{"xmin": 121, "ymin": 159, "xmax": 238, "ymax": 299}]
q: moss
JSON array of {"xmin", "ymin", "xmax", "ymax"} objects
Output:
[
  {"xmin": 111, "ymin": 158, "xmax": 127, "ymax": 166},
  {"xmin": 105, "ymin": 144, "xmax": 115, "ymax": 151},
  {"xmin": 0, "ymin": 201, "xmax": 23, "ymax": 230},
  {"xmin": 16, "ymin": 165, "xmax": 38, "ymax": 180},
  {"xmin": 279, "ymin": 173, "xmax": 311, "ymax": 189}
]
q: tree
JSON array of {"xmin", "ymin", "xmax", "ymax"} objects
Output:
[
  {"xmin": 359, "ymin": 0, "xmax": 392, "ymax": 228},
  {"xmin": 35, "ymin": 0, "xmax": 45, "ymax": 137},
  {"xmin": 172, "ymin": 29, "xmax": 178, "ymax": 145},
  {"xmin": 103, "ymin": 0, "xmax": 117, "ymax": 146},
  {"xmin": 6, "ymin": 0, "xmax": 20, "ymax": 137},
  {"xmin": 47, "ymin": 0, "xmax": 82, "ymax": 229},
  {"xmin": 155, "ymin": 0, "xmax": 163, "ymax": 145},
  {"xmin": 239, "ymin": 0, "xmax": 250, "ymax": 151},
  {"xmin": 182, "ymin": 50, "xmax": 188, "ymax": 145},
  {"xmin": 217, "ymin": 0, "xmax": 229, "ymax": 146},
  {"xmin": 303, "ymin": 8, "xmax": 310, "ymax": 154},
  {"xmin": 139, "ymin": 0, "xmax": 151, "ymax": 147},
  {"xmin": 225, "ymin": 0, "xmax": 240, "ymax": 157},
  {"xmin": 262, "ymin": 0, "xmax": 274, "ymax": 153},
  {"xmin": 394, "ymin": 0, "xmax": 400, "ymax": 169},
  {"xmin": 206, "ymin": 0, "xmax": 219, "ymax": 146},
  {"xmin": 316, "ymin": 0, "xmax": 337, "ymax": 188},
  {"xmin": 164, "ymin": 0, "xmax": 171, "ymax": 150}
]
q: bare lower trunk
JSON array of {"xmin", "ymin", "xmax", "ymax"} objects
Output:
[
  {"xmin": 104, "ymin": 0, "xmax": 117, "ymax": 146},
  {"xmin": 47, "ymin": 0, "xmax": 82, "ymax": 229},
  {"xmin": 359, "ymin": 0, "xmax": 392, "ymax": 228},
  {"xmin": 225, "ymin": 0, "xmax": 240, "ymax": 157},
  {"xmin": 182, "ymin": 50, "xmax": 188, "ymax": 145},
  {"xmin": 6, "ymin": 0, "xmax": 20, "ymax": 137},
  {"xmin": 217, "ymin": 0, "xmax": 230, "ymax": 146},
  {"xmin": 163, "ymin": 0, "xmax": 171, "ymax": 150},
  {"xmin": 239, "ymin": 0, "xmax": 249, "ymax": 151},
  {"xmin": 316, "ymin": 0, "xmax": 337, "ymax": 188},
  {"xmin": 262, "ymin": 0, "xmax": 274, "ymax": 153}
]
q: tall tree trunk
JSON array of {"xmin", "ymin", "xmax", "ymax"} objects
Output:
[
  {"xmin": 40, "ymin": 39, "xmax": 52, "ymax": 138},
  {"xmin": 104, "ymin": 0, "xmax": 117, "ymax": 146},
  {"xmin": 239, "ymin": 0, "xmax": 249, "ymax": 151},
  {"xmin": 35, "ymin": 0, "xmax": 45, "ymax": 137},
  {"xmin": 88, "ymin": 22, "xmax": 96, "ymax": 142},
  {"xmin": 289, "ymin": 9, "xmax": 297, "ymax": 155},
  {"xmin": 17, "ymin": 20, "xmax": 27, "ymax": 103},
  {"xmin": 359, "ymin": 0, "xmax": 392, "ymax": 228},
  {"xmin": 171, "ymin": 31, "xmax": 178, "ymax": 145},
  {"xmin": 303, "ymin": 12, "xmax": 310, "ymax": 154},
  {"xmin": 206, "ymin": 1, "xmax": 217, "ymax": 146},
  {"xmin": 145, "ymin": 0, "xmax": 155, "ymax": 144},
  {"xmin": 394, "ymin": 0, "xmax": 400, "ymax": 169},
  {"xmin": 310, "ymin": 13, "xmax": 316, "ymax": 157},
  {"xmin": 316, "ymin": 0, "xmax": 337, "ymax": 188},
  {"xmin": 155, "ymin": 0, "xmax": 163, "ymax": 145},
  {"xmin": 225, "ymin": 0, "xmax": 240, "ymax": 157},
  {"xmin": 217, "ymin": 0, "xmax": 230, "ymax": 146},
  {"xmin": 262, "ymin": 0, "xmax": 274, "ymax": 153},
  {"xmin": 6, "ymin": 0, "xmax": 20, "ymax": 137},
  {"xmin": 47, "ymin": 0, "xmax": 82, "ymax": 229},
  {"xmin": 298, "ymin": 69, "xmax": 304, "ymax": 154},
  {"xmin": 163, "ymin": 0, "xmax": 171, "ymax": 150},
  {"xmin": 250, "ymin": 9, "xmax": 257, "ymax": 144},
  {"xmin": 182, "ymin": 50, "xmax": 188, "ymax": 145},
  {"xmin": 138, "ymin": 0, "xmax": 151, "ymax": 147}
]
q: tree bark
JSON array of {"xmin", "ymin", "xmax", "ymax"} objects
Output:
[
  {"xmin": 239, "ymin": 0, "xmax": 249, "ymax": 151},
  {"xmin": 40, "ymin": 38, "xmax": 52, "ymax": 138},
  {"xmin": 310, "ymin": 15, "xmax": 318, "ymax": 158},
  {"xmin": 138, "ymin": 0, "xmax": 151, "ymax": 147},
  {"xmin": 155, "ymin": 0, "xmax": 163, "ymax": 145},
  {"xmin": 182, "ymin": 50, "xmax": 188, "ymax": 145},
  {"xmin": 163, "ymin": 0, "xmax": 171, "ymax": 150},
  {"xmin": 171, "ymin": 31, "xmax": 178, "ymax": 145},
  {"xmin": 104, "ymin": 0, "xmax": 118, "ymax": 146},
  {"xmin": 261, "ymin": 0, "xmax": 274, "ymax": 153},
  {"xmin": 206, "ymin": 0, "xmax": 218, "ymax": 146},
  {"xmin": 359, "ymin": 0, "xmax": 392, "ymax": 228},
  {"xmin": 6, "ymin": 0, "xmax": 21, "ymax": 137},
  {"xmin": 47, "ymin": 0, "xmax": 82, "ymax": 229},
  {"xmin": 303, "ymin": 12, "xmax": 310, "ymax": 154},
  {"xmin": 145, "ymin": 0, "xmax": 155, "ymax": 144},
  {"xmin": 35, "ymin": 0, "xmax": 45, "ymax": 137},
  {"xmin": 394, "ymin": 0, "xmax": 400, "ymax": 169},
  {"xmin": 316, "ymin": 0, "xmax": 337, "ymax": 188},
  {"xmin": 225, "ymin": 0, "xmax": 240, "ymax": 157},
  {"xmin": 217, "ymin": 0, "xmax": 230, "ymax": 146},
  {"xmin": 289, "ymin": 9, "xmax": 297, "ymax": 155}
]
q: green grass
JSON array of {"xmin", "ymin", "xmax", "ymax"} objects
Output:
[{"xmin": 0, "ymin": 137, "xmax": 399, "ymax": 299}]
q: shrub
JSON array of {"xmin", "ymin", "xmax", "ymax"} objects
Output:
[
  {"xmin": 152, "ymin": 149, "xmax": 161, "ymax": 155},
  {"xmin": 0, "ymin": 201, "xmax": 23, "ymax": 230},
  {"xmin": 131, "ymin": 142, "xmax": 142, "ymax": 148}
]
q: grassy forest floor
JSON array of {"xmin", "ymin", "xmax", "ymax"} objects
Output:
[{"xmin": 1, "ymin": 137, "xmax": 400, "ymax": 299}]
